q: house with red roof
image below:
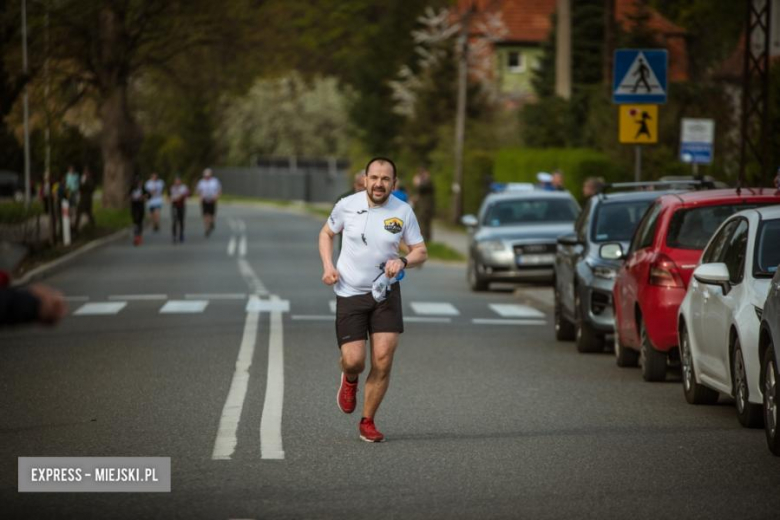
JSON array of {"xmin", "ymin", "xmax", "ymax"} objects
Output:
[{"xmin": 460, "ymin": 0, "xmax": 689, "ymax": 104}]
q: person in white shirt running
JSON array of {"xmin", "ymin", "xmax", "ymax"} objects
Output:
[
  {"xmin": 318, "ymin": 157, "xmax": 428, "ymax": 443},
  {"xmin": 144, "ymin": 172, "xmax": 165, "ymax": 232},
  {"xmin": 196, "ymin": 168, "xmax": 221, "ymax": 237}
]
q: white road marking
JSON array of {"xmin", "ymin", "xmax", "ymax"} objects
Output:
[
  {"xmin": 108, "ymin": 294, "xmax": 167, "ymax": 301},
  {"xmin": 73, "ymin": 302, "xmax": 126, "ymax": 315},
  {"xmin": 472, "ymin": 318, "xmax": 546, "ymax": 326},
  {"xmin": 212, "ymin": 309, "xmax": 260, "ymax": 460},
  {"xmin": 238, "ymin": 236, "xmax": 247, "ymax": 258},
  {"xmin": 260, "ymin": 295, "xmax": 285, "ymax": 460},
  {"xmin": 405, "ymin": 316, "xmax": 452, "ymax": 323},
  {"xmin": 227, "ymin": 237, "xmax": 236, "ymax": 257},
  {"xmin": 489, "ymin": 303, "xmax": 545, "ymax": 318},
  {"xmin": 228, "ymin": 218, "xmax": 238, "ymax": 233},
  {"xmin": 238, "ymin": 259, "xmax": 269, "ymax": 296},
  {"xmin": 185, "ymin": 293, "xmax": 247, "ymax": 300},
  {"xmin": 64, "ymin": 296, "xmax": 89, "ymax": 302},
  {"xmin": 246, "ymin": 296, "xmax": 290, "ymax": 313},
  {"xmin": 159, "ymin": 300, "xmax": 209, "ymax": 314},
  {"xmin": 329, "ymin": 300, "xmax": 337, "ymax": 313},
  {"xmin": 237, "ymin": 220, "xmax": 246, "ymax": 233},
  {"xmin": 291, "ymin": 315, "xmax": 333, "ymax": 321},
  {"xmin": 410, "ymin": 302, "xmax": 460, "ymax": 316}
]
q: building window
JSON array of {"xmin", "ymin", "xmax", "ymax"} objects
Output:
[{"xmin": 507, "ymin": 51, "xmax": 525, "ymax": 73}]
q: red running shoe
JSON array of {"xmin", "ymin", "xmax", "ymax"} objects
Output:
[
  {"xmin": 359, "ymin": 418, "xmax": 385, "ymax": 443},
  {"xmin": 337, "ymin": 373, "xmax": 358, "ymax": 414}
]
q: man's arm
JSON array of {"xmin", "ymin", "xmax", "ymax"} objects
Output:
[
  {"xmin": 0, "ymin": 284, "xmax": 67, "ymax": 327},
  {"xmin": 318, "ymin": 223, "xmax": 339, "ymax": 285},
  {"xmin": 385, "ymin": 242, "xmax": 428, "ymax": 278}
]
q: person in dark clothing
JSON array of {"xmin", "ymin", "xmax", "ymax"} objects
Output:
[
  {"xmin": 169, "ymin": 176, "xmax": 189, "ymax": 243},
  {"xmin": 0, "ymin": 284, "xmax": 67, "ymax": 327},
  {"xmin": 412, "ymin": 168, "xmax": 435, "ymax": 242},
  {"xmin": 76, "ymin": 167, "xmax": 96, "ymax": 230},
  {"xmin": 129, "ymin": 176, "xmax": 150, "ymax": 246}
]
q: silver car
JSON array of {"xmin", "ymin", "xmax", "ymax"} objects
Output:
[
  {"xmin": 462, "ymin": 189, "xmax": 580, "ymax": 290},
  {"xmin": 758, "ymin": 218, "xmax": 780, "ymax": 456}
]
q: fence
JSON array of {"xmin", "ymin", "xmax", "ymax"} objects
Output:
[{"xmin": 214, "ymin": 157, "xmax": 350, "ymax": 203}]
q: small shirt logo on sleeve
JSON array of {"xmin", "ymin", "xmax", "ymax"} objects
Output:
[{"xmin": 384, "ymin": 217, "xmax": 404, "ymax": 234}]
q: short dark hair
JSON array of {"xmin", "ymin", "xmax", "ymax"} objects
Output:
[{"xmin": 365, "ymin": 157, "xmax": 397, "ymax": 179}]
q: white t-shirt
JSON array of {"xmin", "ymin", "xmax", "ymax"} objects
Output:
[
  {"xmin": 196, "ymin": 177, "xmax": 222, "ymax": 201},
  {"xmin": 328, "ymin": 192, "xmax": 424, "ymax": 297},
  {"xmin": 145, "ymin": 179, "xmax": 165, "ymax": 207}
]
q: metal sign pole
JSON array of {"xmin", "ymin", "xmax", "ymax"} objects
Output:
[{"xmin": 634, "ymin": 146, "xmax": 642, "ymax": 182}]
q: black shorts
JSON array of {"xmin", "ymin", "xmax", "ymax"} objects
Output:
[
  {"xmin": 201, "ymin": 200, "xmax": 216, "ymax": 216},
  {"xmin": 335, "ymin": 285, "xmax": 403, "ymax": 347}
]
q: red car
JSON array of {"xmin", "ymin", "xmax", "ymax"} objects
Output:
[{"xmin": 612, "ymin": 188, "xmax": 780, "ymax": 381}]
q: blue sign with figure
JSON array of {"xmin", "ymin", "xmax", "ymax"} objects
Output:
[
  {"xmin": 613, "ymin": 49, "xmax": 668, "ymax": 104},
  {"xmin": 680, "ymin": 143, "xmax": 713, "ymax": 164}
]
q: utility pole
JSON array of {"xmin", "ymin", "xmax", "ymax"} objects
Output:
[
  {"xmin": 22, "ymin": 0, "xmax": 31, "ymax": 207},
  {"xmin": 555, "ymin": 0, "xmax": 572, "ymax": 99},
  {"xmin": 451, "ymin": 5, "xmax": 471, "ymax": 224},
  {"xmin": 45, "ymin": 2, "xmax": 51, "ymax": 180}
]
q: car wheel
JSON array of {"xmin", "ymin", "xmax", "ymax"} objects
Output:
[
  {"xmin": 615, "ymin": 329, "xmax": 639, "ymax": 367},
  {"xmin": 763, "ymin": 345, "xmax": 780, "ymax": 456},
  {"xmin": 554, "ymin": 285, "xmax": 575, "ymax": 341},
  {"xmin": 575, "ymin": 291, "xmax": 603, "ymax": 353},
  {"xmin": 640, "ymin": 320, "xmax": 667, "ymax": 382},
  {"xmin": 680, "ymin": 324, "xmax": 719, "ymax": 405},
  {"xmin": 732, "ymin": 338, "xmax": 763, "ymax": 428},
  {"xmin": 468, "ymin": 258, "xmax": 488, "ymax": 292}
]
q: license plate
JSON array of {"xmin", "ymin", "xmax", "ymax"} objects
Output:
[{"xmin": 517, "ymin": 254, "xmax": 555, "ymax": 265}]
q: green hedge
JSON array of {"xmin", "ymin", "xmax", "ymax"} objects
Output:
[
  {"xmin": 493, "ymin": 148, "xmax": 626, "ymax": 202},
  {"xmin": 0, "ymin": 201, "xmax": 44, "ymax": 224},
  {"xmin": 431, "ymin": 149, "xmax": 495, "ymax": 218}
]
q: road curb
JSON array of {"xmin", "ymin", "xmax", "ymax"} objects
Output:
[{"xmin": 11, "ymin": 227, "xmax": 131, "ymax": 287}]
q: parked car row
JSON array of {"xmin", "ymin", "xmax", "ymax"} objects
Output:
[
  {"xmin": 462, "ymin": 181, "xmax": 780, "ymax": 455},
  {"xmin": 551, "ymin": 185, "xmax": 780, "ymax": 456}
]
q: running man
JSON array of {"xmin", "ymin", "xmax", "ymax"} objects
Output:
[
  {"xmin": 318, "ymin": 157, "xmax": 428, "ymax": 442},
  {"xmin": 196, "ymin": 168, "xmax": 221, "ymax": 237},
  {"xmin": 169, "ymin": 176, "xmax": 189, "ymax": 243},
  {"xmin": 129, "ymin": 176, "xmax": 150, "ymax": 246},
  {"xmin": 145, "ymin": 172, "xmax": 165, "ymax": 232}
]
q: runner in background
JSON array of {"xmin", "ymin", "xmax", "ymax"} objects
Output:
[
  {"xmin": 196, "ymin": 168, "xmax": 222, "ymax": 237},
  {"xmin": 169, "ymin": 176, "xmax": 189, "ymax": 244},
  {"xmin": 145, "ymin": 172, "xmax": 165, "ymax": 232},
  {"xmin": 129, "ymin": 176, "xmax": 150, "ymax": 246}
]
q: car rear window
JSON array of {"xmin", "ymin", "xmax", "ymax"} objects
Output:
[
  {"xmin": 755, "ymin": 219, "xmax": 780, "ymax": 277},
  {"xmin": 484, "ymin": 199, "xmax": 579, "ymax": 226},
  {"xmin": 666, "ymin": 204, "xmax": 761, "ymax": 250},
  {"xmin": 591, "ymin": 200, "xmax": 653, "ymax": 242}
]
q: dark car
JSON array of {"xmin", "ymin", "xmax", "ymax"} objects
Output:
[
  {"xmin": 554, "ymin": 188, "xmax": 675, "ymax": 352},
  {"xmin": 462, "ymin": 189, "xmax": 580, "ymax": 290}
]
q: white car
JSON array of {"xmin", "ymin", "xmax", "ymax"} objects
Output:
[{"xmin": 677, "ymin": 205, "xmax": 780, "ymax": 428}]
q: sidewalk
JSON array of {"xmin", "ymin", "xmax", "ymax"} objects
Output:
[{"xmin": 431, "ymin": 221, "xmax": 469, "ymax": 257}]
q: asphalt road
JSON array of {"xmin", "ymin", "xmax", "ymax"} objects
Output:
[{"xmin": 2, "ymin": 201, "xmax": 779, "ymax": 519}]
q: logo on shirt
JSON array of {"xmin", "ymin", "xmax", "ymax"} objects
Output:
[{"xmin": 384, "ymin": 217, "xmax": 403, "ymax": 234}]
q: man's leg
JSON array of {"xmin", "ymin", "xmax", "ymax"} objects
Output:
[
  {"xmin": 362, "ymin": 332, "xmax": 399, "ymax": 419},
  {"xmin": 340, "ymin": 340, "xmax": 366, "ymax": 379}
]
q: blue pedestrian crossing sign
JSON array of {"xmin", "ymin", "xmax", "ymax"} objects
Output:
[{"xmin": 613, "ymin": 49, "xmax": 668, "ymax": 104}]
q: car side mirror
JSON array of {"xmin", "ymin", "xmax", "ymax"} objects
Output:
[
  {"xmin": 461, "ymin": 214, "xmax": 478, "ymax": 228},
  {"xmin": 599, "ymin": 243, "xmax": 624, "ymax": 260},
  {"xmin": 693, "ymin": 262, "xmax": 731, "ymax": 294},
  {"xmin": 557, "ymin": 234, "xmax": 581, "ymax": 247}
]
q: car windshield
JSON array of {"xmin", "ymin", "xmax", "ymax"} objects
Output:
[
  {"xmin": 483, "ymin": 199, "xmax": 579, "ymax": 227},
  {"xmin": 591, "ymin": 200, "xmax": 653, "ymax": 242},
  {"xmin": 666, "ymin": 204, "xmax": 761, "ymax": 250},
  {"xmin": 755, "ymin": 219, "xmax": 780, "ymax": 277}
]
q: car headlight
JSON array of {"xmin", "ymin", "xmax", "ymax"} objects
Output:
[
  {"xmin": 477, "ymin": 240, "xmax": 505, "ymax": 253},
  {"xmin": 589, "ymin": 263, "xmax": 617, "ymax": 280}
]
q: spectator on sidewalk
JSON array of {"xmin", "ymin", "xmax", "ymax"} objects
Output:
[
  {"xmin": 65, "ymin": 165, "xmax": 81, "ymax": 220},
  {"xmin": 392, "ymin": 178, "xmax": 409, "ymax": 203},
  {"xmin": 76, "ymin": 167, "xmax": 96, "ymax": 230},
  {"xmin": 412, "ymin": 167, "xmax": 435, "ymax": 242},
  {"xmin": 337, "ymin": 170, "xmax": 366, "ymax": 202},
  {"xmin": 551, "ymin": 169, "xmax": 565, "ymax": 191},
  {"xmin": 582, "ymin": 176, "xmax": 605, "ymax": 199}
]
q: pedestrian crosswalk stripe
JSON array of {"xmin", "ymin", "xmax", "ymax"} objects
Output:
[
  {"xmin": 488, "ymin": 304, "xmax": 545, "ymax": 318},
  {"xmin": 329, "ymin": 300, "xmax": 337, "ymax": 313},
  {"xmin": 405, "ymin": 316, "xmax": 452, "ymax": 323},
  {"xmin": 74, "ymin": 302, "xmax": 127, "ymax": 316},
  {"xmin": 160, "ymin": 300, "xmax": 208, "ymax": 313},
  {"xmin": 108, "ymin": 294, "xmax": 167, "ymax": 301},
  {"xmin": 473, "ymin": 318, "xmax": 546, "ymax": 326},
  {"xmin": 410, "ymin": 302, "xmax": 460, "ymax": 316},
  {"xmin": 64, "ymin": 296, "xmax": 89, "ymax": 302},
  {"xmin": 245, "ymin": 297, "xmax": 290, "ymax": 313},
  {"xmin": 185, "ymin": 293, "xmax": 246, "ymax": 300}
]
